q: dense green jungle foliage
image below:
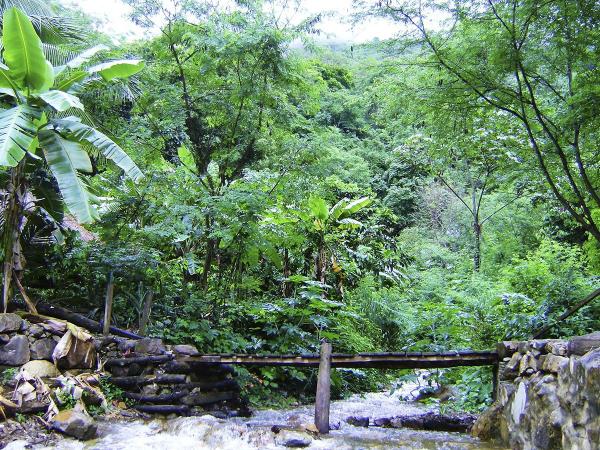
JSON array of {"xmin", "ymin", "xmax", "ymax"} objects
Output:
[{"xmin": 1, "ymin": 0, "xmax": 600, "ymax": 412}]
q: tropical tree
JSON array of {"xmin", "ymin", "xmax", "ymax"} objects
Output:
[
  {"xmin": 374, "ymin": 0, "xmax": 600, "ymax": 244},
  {"xmin": 0, "ymin": 7, "xmax": 144, "ymax": 312}
]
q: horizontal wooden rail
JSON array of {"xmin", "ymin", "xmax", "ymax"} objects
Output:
[{"xmin": 182, "ymin": 350, "xmax": 498, "ymax": 369}]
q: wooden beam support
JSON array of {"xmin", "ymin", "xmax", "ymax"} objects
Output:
[
  {"xmin": 182, "ymin": 350, "xmax": 498, "ymax": 369},
  {"xmin": 102, "ymin": 272, "xmax": 115, "ymax": 337},
  {"xmin": 315, "ymin": 340, "xmax": 332, "ymax": 434}
]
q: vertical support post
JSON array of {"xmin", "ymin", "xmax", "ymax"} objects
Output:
[
  {"xmin": 315, "ymin": 340, "xmax": 332, "ymax": 434},
  {"xmin": 103, "ymin": 272, "xmax": 114, "ymax": 336},
  {"xmin": 492, "ymin": 363, "xmax": 499, "ymax": 401},
  {"xmin": 138, "ymin": 290, "xmax": 154, "ymax": 335}
]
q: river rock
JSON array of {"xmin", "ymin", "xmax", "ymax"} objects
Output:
[
  {"xmin": 0, "ymin": 335, "xmax": 30, "ymax": 366},
  {"xmin": 0, "ymin": 314, "xmax": 23, "ymax": 333},
  {"xmin": 134, "ymin": 338, "xmax": 166, "ymax": 355},
  {"xmin": 51, "ymin": 409, "xmax": 97, "ymax": 440},
  {"xmin": 346, "ymin": 416, "xmax": 369, "ymax": 427},
  {"xmin": 274, "ymin": 431, "xmax": 312, "ymax": 448},
  {"xmin": 21, "ymin": 360, "xmax": 61, "ymax": 378},
  {"xmin": 30, "ymin": 338, "xmax": 57, "ymax": 360},
  {"xmin": 471, "ymin": 402, "xmax": 506, "ymax": 442}
]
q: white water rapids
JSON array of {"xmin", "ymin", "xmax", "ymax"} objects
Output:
[{"xmin": 6, "ymin": 384, "xmax": 508, "ymax": 450}]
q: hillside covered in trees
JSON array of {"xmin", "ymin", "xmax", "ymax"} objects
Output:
[{"xmin": 1, "ymin": 0, "xmax": 599, "ymax": 413}]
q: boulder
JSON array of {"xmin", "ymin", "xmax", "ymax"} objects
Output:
[
  {"xmin": 0, "ymin": 314, "xmax": 23, "ymax": 333},
  {"xmin": 134, "ymin": 338, "xmax": 166, "ymax": 355},
  {"xmin": 0, "ymin": 334, "xmax": 9, "ymax": 345},
  {"xmin": 173, "ymin": 344, "xmax": 199, "ymax": 355},
  {"xmin": 51, "ymin": 409, "xmax": 97, "ymax": 440},
  {"xmin": 346, "ymin": 416, "xmax": 369, "ymax": 427},
  {"xmin": 0, "ymin": 335, "xmax": 30, "ymax": 366},
  {"xmin": 30, "ymin": 338, "xmax": 57, "ymax": 360},
  {"xmin": 21, "ymin": 360, "xmax": 61, "ymax": 378}
]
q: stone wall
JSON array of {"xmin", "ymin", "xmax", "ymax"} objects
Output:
[{"xmin": 473, "ymin": 332, "xmax": 600, "ymax": 450}]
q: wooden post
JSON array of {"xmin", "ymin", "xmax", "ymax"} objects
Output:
[
  {"xmin": 103, "ymin": 272, "xmax": 114, "ymax": 336},
  {"xmin": 138, "ymin": 290, "xmax": 154, "ymax": 335},
  {"xmin": 315, "ymin": 340, "xmax": 332, "ymax": 434},
  {"xmin": 492, "ymin": 363, "xmax": 499, "ymax": 401}
]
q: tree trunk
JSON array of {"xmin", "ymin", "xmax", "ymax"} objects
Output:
[
  {"xmin": 2, "ymin": 162, "xmax": 26, "ymax": 312},
  {"xmin": 315, "ymin": 239, "xmax": 326, "ymax": 285},
  {"xmin": 282, "ymin": 248, "xmax": 291, "ymax": 297},
  {"xmin": 471, "ymin": 182, "xmax": 481, "ymax": 272},
  {"xmin": 473, "ymin": 221, "xmax": 481, "ymax": 272}
]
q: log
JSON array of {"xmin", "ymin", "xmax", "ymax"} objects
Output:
[
  {"xmin": 385, "ymin": 411, "xmax": 477, "ymax": 433},
  {"xmin": 178, "ymin": 379, "xmax": 239, "ymax": 392},
  {"xmin": 133, "ymin": 404, "xmax": 190, "ymax": 415},
  {"xmin": 102, "ymin": 272, "xmax": 115, "ymax": 336},
  {"xmin": 124, "ymin": 391, "xmax": 188, "ymax": 404},
  {"xmin": 105, "ymin": 355, "xmax": 174, "ymax": 367},
  {"xmin": 9, "ymin": 301, "xmax": 142, "ymax": 339},
  {"xmin": 181, "ymin": 390, "xmax": 237, "ymax": 406},
  {"xmin": 109, "ymin": 374, "xmax": 187, "ymax": 388},
  {"xmin": 315, "ymin": 340, "xmax": 332, "ymax": 434},
  {"xmin": 533, "ymin": 287, "xmax": 600, "ymax": 338}
]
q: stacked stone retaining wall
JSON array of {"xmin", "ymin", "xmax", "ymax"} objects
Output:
[{"xmin": 473, "ymin": 332, "xmax": 600, "ymax": 450}]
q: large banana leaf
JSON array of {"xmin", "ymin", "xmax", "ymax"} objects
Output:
[
  {"xmin": 0, "ymin": 105, "xmax": 38, "ymax": 166},
  {"xmin": 53, "ymin": 117, "xmax": 143, "ymax": 182},
  {"xmin": 340, "ymin": 197, "xmax": 372, "ymax": 218},
  {"xmin": 88, "ymin": 60, "xmax": 145, "ymax": 82},
  {"xmin": 39, "ymin": 129, "xmax": 97, "ymax": 223},
  {"xmin": 329, "ymin": 198, "xmax": 349, "ymax": 221},
  {"xmin": 308, "ymin": 196, "xmax": 329, "ymax": 221},
  {"xmin": 3, "ymin": 7, "xmax": 54, "ymax": 91},
  {"xmin": 38, "ymin": 90, "xmax": 83, "ymax": 112}
]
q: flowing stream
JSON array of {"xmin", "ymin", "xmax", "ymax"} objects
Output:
[{"xmin": 7, "ymin": 385, "xmax": 507, "ymax": 450}]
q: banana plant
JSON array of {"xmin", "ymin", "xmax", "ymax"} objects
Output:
[
  {"xmin": 304, "ymin": 196, "xmax": 372, "ymax": 286},
  {"xmin": 0, "ymin": 7, "xmax": 144, "ymax": 312}
]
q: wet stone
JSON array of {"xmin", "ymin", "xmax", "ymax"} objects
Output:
[
  {"xmin": 346, "ymin": 416, "xmax": 369, "ymax": 427},
  {"xmin": 51, "ymin": 409, "xmax": 97, "ymax": 440}
]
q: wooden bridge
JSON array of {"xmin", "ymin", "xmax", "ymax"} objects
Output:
[
  {"xmin": 183, "ymin": 344, "xmax": 499, "ymax": 434},
  {"xmin": 182, "ymin": 349, "xmax": 498, "ymax": 369}
]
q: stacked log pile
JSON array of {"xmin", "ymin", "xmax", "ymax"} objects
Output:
[{"xmin": 100, "ymin": 337, "xmax": 250, "ymax": 418}]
